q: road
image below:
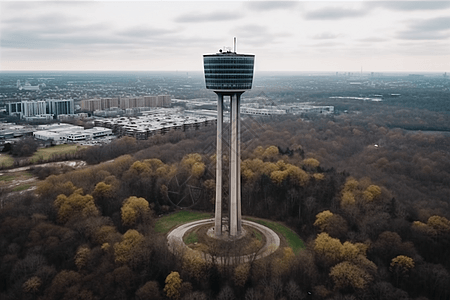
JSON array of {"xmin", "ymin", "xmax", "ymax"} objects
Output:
[{"xmin": 167, "ymin": 218, "xmax": 280, "ymax": 264}]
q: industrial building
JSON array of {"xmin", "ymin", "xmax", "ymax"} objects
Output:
[
  {"xmin": 33, "ymin": 123, "xmax": 112, "ymax": 142},
  {"xmin": 94, "ymin": 109, "xmax": 216, "ymax": 140}
]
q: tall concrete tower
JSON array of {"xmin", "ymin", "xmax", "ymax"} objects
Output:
[{"xmin": 203, "ymin": 41, "xmax": 255, "ymax": 237}]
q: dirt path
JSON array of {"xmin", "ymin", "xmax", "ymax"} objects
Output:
[
  {"xmin": 0, "ymin": 160, "xmax": 87, "ymax": 173},
  {"xmin": 0, "ymin": 160, "xmax": 87, "ymax": 207}
]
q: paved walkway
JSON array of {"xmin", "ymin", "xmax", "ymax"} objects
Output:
[{"xmin": 166, "ymin": 218, "xmax": 280, "ymax": 264}]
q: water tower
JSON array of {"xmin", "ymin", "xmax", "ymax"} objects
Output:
[{"xmin": 203, "ymin": 39, "xmax": 255, "ymax": 237}]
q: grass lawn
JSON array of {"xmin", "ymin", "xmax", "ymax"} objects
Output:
[
  {"xmin": 0, "ymin": 174, "xmax": 15, "ymax": 181},
  {"xmin": 184, "ymin": 232, "xmax": 198, "ymax": 244},
  {"xmin": 12, "ymin": 184, "xmax": 31, "ymax": 192},
  {"xmin": 32, "ymin": 144, "xmax": 83, "ymax": 162},
  {"xmin": 0, "ymin": 154, "xmax": 14, "ymax": 168},
  {"xmin": 246, "ymin": 217, "xmax": 305, "ymax": 254},
  {"xmin": 155, "ymin": 210, "xmax": 212, "ymax": 234}
]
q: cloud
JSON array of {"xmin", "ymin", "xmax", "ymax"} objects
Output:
[
  {"xmin": 357, "ymin": 37, "xmax": 389, "ymax": 43},
  {"xmin": 175, "ymin": 11, "xmax": 243, "ymax": 23},
  {"xmin": 398, "ymin": 17, "xmax": 450, "ymax": 40},
  {"xmin": 304, "ymin": 7, "xmax": 368, "ymax": 20},
  {"xmin": 245, "ymin": 1, "xmax": 299, "ymax": 11},
  {"xmin": 312, "ymin": 32, "xmax": 342, "ymax": 40},
  {"xmin": 118, "ymin": 27, "xmax": 176, "ymax": 39},
  {"xmin": 231, "ymin": 24, "xmax": 290, "ymax": 47},
  {"xmin": 368, "ymin": 2, "xmax": 450, "ymax": 11}
]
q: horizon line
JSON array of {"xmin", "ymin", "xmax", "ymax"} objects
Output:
[{"xmin": 0, "ymin": 70, "xmax": 447, "ymax": 74}]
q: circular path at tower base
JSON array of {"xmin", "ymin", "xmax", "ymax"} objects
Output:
[{"xmin": 167, "ymin": 218, "xmax": 280, "ymax": 264}]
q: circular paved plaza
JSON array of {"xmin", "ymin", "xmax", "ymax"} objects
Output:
[{"xmin": 167, "ymin": 218, "xmax": 280, "ymax": 264}]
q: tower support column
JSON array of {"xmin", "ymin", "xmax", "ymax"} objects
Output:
[
  {"xmin": 215, "ymin": 93, "xmax": 223, "ymax": 236},
  {"xmin": 229, "ymin": 92, "xmax": 242, "ymax": 237}
]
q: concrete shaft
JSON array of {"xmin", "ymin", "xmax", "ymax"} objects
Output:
[
  {"xmin": 229, "ymin": 93, "xmax": 238, "ymax": 236},
  {"xmin": 215, "ymin": 95, "xmax": 223, "ymax": 236},
  {"xmin": 215, "ymin": 92, "xmax": 243, "ymax": 237}
]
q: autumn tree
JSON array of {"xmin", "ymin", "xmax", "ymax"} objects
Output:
[
  {"xmin": 22, "ymin": 276, "xmax": 42, "ymax": 295},
  {"xmin": 164, "ymin": 271, "xmax": 183, "ymax": 300},
  {"xmin": 234, "ymin": 263, "xmax": 250, "ymax": 287},
  {"xmin": 390, "ymin": 255, "xmax": 414, "ymax": 286},
  {"xmin": 114, "ymin": 229, "xmax": 144, "ymax": 264},
  {"xmin": 54, "ymin": 188, "xmax": 99, "ymax": 223},
  {"xmin": 181, "ymin": 153, "xmax": 206, "ymax": 178},
  {"xmin": 136, "ymin": 281, "xmax": 162, "ymax": 300},
  {"xmin": 314, "ymin": 233, "xmax": 342, "ymax": 267},
  {"xmin": 330, "ymin": 261, "xmax": 373, "ymax": 291},
  {"xmin": 272, "ymin": 247, "xmax": 296, "ymax": 278},
  {"xmin": 37, "ymin": 177, "xmax": 77, "ymax": 200},
  {"xmin": 303, "ymin": 158, "xmax": 320, "ymax": 169},
  {"xmin": 74, "ymin": 246, "xmax": 91, "ymax": 270},
  {"xmin": 92, "ymin": 181, "xmax": 117, "ymax": 215},
  {"xmin": 121, "ymin": 196, "xmax": 151, "ymax": 226},
  {"xmin": 182, "ymin": 249, "xmax": 206, "ymax": 281},
  {"xmin": 314, "ymin": 210, "xmax": 334, "ymax": 232}
]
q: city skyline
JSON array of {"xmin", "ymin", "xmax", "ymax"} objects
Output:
[{"xmin": 1, "ymin": 1, "xmax": 449, "ymax": 73}]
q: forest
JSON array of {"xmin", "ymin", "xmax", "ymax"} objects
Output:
[{"xmin": 1, "ymin": 100, "xmax": 450, "ymax": 300}]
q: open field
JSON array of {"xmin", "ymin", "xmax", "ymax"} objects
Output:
[
  {"xmin": 0, "ymin": 171, "xmax": 35, "ymax": 192},
  {"xmin": 0, "ymin": 154, "xmax": 14, "ymax": 168},
  {"xmin": 32, "ymin": 144, "xmax": 84, "ymax": 162},
  {"xmin": 155, "ymin": 210, "xmax": 212, "ymax": 234}
]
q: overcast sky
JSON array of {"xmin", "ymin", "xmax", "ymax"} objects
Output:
[{"xmin": 1, "ymin": 1, "xmax": 449, "ymax": 73}]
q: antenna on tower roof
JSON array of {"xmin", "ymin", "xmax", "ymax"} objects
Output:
[{"xmin": 234, "ymin": 37, "xmax": 236, "ymax": 53}]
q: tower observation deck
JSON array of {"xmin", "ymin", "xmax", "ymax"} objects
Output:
[
  {"xmin": 204, "ymin": 52, "xmax": 255, "ymax": 91},
  {"xmin": 203, "ymin": 47, "xmax": 255, "ymax": 237}
]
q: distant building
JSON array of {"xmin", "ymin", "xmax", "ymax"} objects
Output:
[
  {"xmin": 94, "ymin": 109, "xmax": 215, "ymax": 140},
  {"xmin": 33, "ymin": 123, "xmax": 112, "ymax": 142},
  {"xmin": 46, "ymin": 99, "xmax": 74, "ymax": 116},
  {"xmin": 19, "ymin": 81, "xmax": 40, "ymax": 91},
  {"xmin": 6, "ymin": 101, "xmax": 47, "ymax": 118},
  {"xmin": 81, "ymin": 97, "xmax": 120, "ymax": 111},
  {"xmin": 81, "ymin": 95, "xmax": 171, "ymax": 112}
]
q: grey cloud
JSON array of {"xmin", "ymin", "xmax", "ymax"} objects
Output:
[
  {"xmin": 368, "ymin": 2, "xmax": 450, "ymax": 11},
  {"xmin": 313, "ymin": 32, "xmax": 341, "ymax": 40},
  {"xmin": 234, "ymin": 25, "xmax": 268, "ymax": 36},
  {"xmin": 397, "ymin": 31, "xmax": 448, "ymax": 41},
  {"xmin": 175, "ymin": 11, "xmax": 243, "ymax": 23},
  {"xmin": 305, "ymin": 7, "xmax": 368, "ymax": 20},
  {"xmin": 118, "ymin": 27, "xmax": 176, "ymax": 38},
  {"xmin": 245, "ymin": 1, "xmax": 299, "ymax": 11},
  {"xmin": 398, "ymin": 17, "xmax": 450, "ymax": 40},
  {"xmin": 304, "ymin": 41, "xmax": 340, "ymax": 48},
  {"xmin": 231, "ymin": 24, "xmax": 290, "ymax": 47},
  {"xmin": 410, "ymin": 17, "xmax": 450, "ymax": 32},
  {"xmin": 358, "ymin": 37, "xmax": 388, "ymax": 43},
  {"xmin": 1, "ymin": 22, "xmax": 220, "ymax": 52}
]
